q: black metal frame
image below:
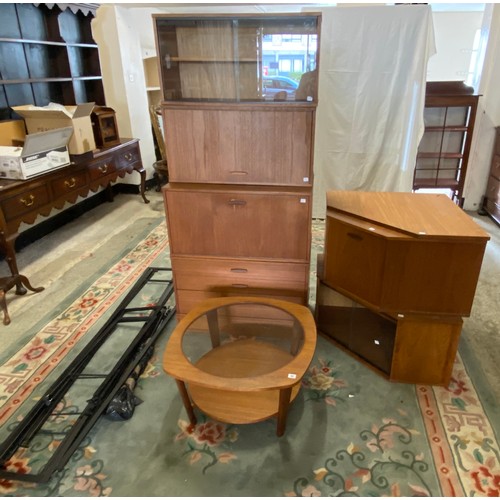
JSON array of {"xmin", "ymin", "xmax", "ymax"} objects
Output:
[{"xmin": 0, "ymin": 267, "xmax": 175, "ymax": 483}]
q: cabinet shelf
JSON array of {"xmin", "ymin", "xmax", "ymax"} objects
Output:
[
  {"xmin": 424, "ymin": 125, "xmax": 468, "ymax": 132},
  {"xmin": 170, "ymin": 57, "xmax": 259, "ymax": 63},
  {"xmin": 0, "ymin": 37, "xmax": 97, "ymax": 49},
  {"xmin": 417, "ymin": 152, "xmax": 463, "ymax": 159},
  {"xmin": 1, "ymin": 76, "xmax": 102, "ymax": 85}
]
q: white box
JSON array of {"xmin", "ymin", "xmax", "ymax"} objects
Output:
[
  {"xmin": 0, "ymin": 127, "xmax": 73, "ymax": 180},
  {"xmin": 13, "ymin": 102, "xmax": 96, "ymax": 155}
]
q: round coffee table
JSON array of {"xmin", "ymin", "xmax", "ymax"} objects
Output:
[{"xmin": 163, "ymin": 296, "xmax": 317, "ymax": 436}]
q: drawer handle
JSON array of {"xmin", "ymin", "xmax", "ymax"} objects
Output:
[
  {"xmin": 231, "ymin": 284, "xmax": 248, "ymax": 288},
  {"xmin": 230, "ymin": 268, "xmax": 248, "ymax": 273},
  {"xmin": 64, "ymin": 177, "xmax": 76, "ymax": 188},
  {"xmin": 124, "ymin": 153, "xmax": 133, "ymax": 161},
  {"xmin": 99, "ymin": 163, "xmax": 109, "ymax": 174},
  {"xmin": 228, "ymin": 199, "xmax": 246, "ymax": 206},
  {"xmin": 347, "ymin": 232, "xmax": 363, "ymax": 241},
  {"xmin": 229, "ymin": 171, "xmax": 248, "ymax": 175},
  {"xmin": 20, "ymin": 194, "xmax": 35, "ymax": 207}
]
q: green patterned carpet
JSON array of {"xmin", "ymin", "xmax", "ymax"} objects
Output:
[{"xmin": 1, "ymin": 220, "xmax": 499, "ymax": 496}]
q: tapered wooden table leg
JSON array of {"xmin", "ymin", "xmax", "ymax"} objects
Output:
[
  {"xmin": 277, "ymin": 386, "xmax": 293, "ymax": 437},
  {"xmin": 175, "ymin": 379, "xmax": 197, "ymax": 426}
]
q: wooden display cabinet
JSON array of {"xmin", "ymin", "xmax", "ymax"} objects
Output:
[
  {"xmin": 154, "ymin": 13, "xmax": 321, "ymax": 319},
  {"xmin": 319, "ymin": 191, "xmax": 489, "ymax": 386},
  {"xmin": 413, "ymin": 81, "xmax": 479, "ymax": 206}
]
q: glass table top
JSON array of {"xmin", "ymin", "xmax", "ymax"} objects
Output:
[{"xmin": 180, "ymin": 301, "xmax": 305, "ymax": 379}]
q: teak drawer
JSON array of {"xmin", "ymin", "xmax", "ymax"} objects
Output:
[
  {"xmin": 164, "ymin": 185, "xmax": 311, "ymax": 261},
  {"xmin": 175, "ymin": 289, "xmax": 305, "ymax": 317},
  {"xmin": 172, "ymin": 256, "xmax": 308, "ymax": 293},
  {"xmin": 164, "ymin": 107, "xmax": 314, "ymax": 186}
]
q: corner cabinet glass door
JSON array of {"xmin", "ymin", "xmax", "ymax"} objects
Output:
[
  {"xmin": 413, "ymin": 81, "xmax": 479, "ymax": 206},
  {"xmin": 154, "ymin": 15, "xmax": 319, "ymax": 103}
]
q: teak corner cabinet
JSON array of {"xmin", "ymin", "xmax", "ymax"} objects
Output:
[
  {"xmin": 316, "ymin": 191, "xmax": 490, "ymax": 386},
  {"xmin": 153, "ymin": 13, "xmax": 321, "ymax": 320}
]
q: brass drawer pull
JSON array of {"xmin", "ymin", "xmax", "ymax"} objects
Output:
[
  {"xmin": 64, "ymin": 177, "xmax": 76, "ymax": 188},
  {"xmin": 228, "ymin": 199, "xmax": 246, "ymax": 206},
  {"xmin": 230, "ymin": 268, "xmax": 248, "ymax": 273},
  {"xmin": 99, "ymin": 163, "xmax": 109, "ymax": 174},
  {"xmin": 20, "ymin": 194, "xmax": 35, "ymax": 207},
  {"xmin": 231, "ymin": 284, "xmax": 248, "ymax": 288},
  {"xmin": 124, "ymin": 153, "xmax": 133, "ymax": 161},
  {"xmin": 229, "ymin": 170, "xmax": 248, "ymax": 175}
]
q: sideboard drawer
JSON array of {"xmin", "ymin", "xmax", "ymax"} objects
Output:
[
  {"xmin": 51, "ymin": 170, "xmax": 88, "ymax": 196},
  {"xmin": 165, "ymin": 186, "xmax": 311, "ymax": 260},
  {"xmin": 116, "ymin": 144, "xmax": 141, "ymax": 169},
  {"xmin": 88, "ymin": 157, "xmax": 116, "ymax": 181},
  {"xmin": 1, "ymin": 185, "xmax": 51, "ymax": 221}
]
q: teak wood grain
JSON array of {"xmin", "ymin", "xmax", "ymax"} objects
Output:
[{"xmin": 319, "ymin": 191, "xmax": 490, "ymax": 386}]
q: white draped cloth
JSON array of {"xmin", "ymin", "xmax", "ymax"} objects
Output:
[{"xmin": 311, "ymin": 5, "xmax": 436, "ymax": 218}]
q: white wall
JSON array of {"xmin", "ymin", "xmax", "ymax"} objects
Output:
[
  {"xmin": 465, "ymin": 4, "xmax": 500, "ymax": 211},
  {"xmin": 92, "ymin": 5, "xmax": 156, "ymax": 182},
  {"xmin": 427, "ymin": 11, "xmax": 483, "ymax": 82}
]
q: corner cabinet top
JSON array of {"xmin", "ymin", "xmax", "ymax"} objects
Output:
[
  {"xmin": 153, "ymin": 13, "xmax": 321, "ymax": 104},
  {"xmin": 326, "ymin": 191, "xmax": 490, "ymax": 241}
]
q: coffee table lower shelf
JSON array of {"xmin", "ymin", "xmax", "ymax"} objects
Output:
[{"xmin": 185, "ymin": 340, "xmax": 302, "ymax": 431}]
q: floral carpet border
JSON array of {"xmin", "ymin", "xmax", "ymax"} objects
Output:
[
  {"xmin": 417, "ymin": 354, "xmax": 500, "ymax": 496},
  {"xmin": 0, "ymin": 222, "xmax": 169, "ymax": 426}
]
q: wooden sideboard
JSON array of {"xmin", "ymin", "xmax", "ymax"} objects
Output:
[
  {"xmin": 317, "ymin": 191, "xmax": 490, "ymax": 386},
  {"xmin": 0, "ymin": 138, "xmax": 148, "ymax": 284}
]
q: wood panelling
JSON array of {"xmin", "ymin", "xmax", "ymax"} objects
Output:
[{"xmin": 163, "ymin": 104, "xmax": 314, "ymax": 186}]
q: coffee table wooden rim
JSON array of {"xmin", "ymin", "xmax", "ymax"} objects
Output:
[{"xmin": 163, "ymin": 296, "xmax": 317, "ymax": 392}]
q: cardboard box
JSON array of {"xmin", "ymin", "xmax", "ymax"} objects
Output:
[
  {"xmin": 0, "ymin": 120, "xmax": 26, "ymax": 146},
  {"xmin": 0, "ymin": 126, "xmax": 73, "ymax": 180},
  {"xmin": 13, "ymin": 102, "xmax": 96, "ymax": 155}
]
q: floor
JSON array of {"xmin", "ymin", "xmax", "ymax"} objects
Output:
[{"xmin": 1, "ymin": 190, "xmax": 499, "ymax": 403}]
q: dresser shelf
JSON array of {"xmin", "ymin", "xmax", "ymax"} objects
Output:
[{"xmin": 0, "ymin": 3, "xmax": 104, "ymax": 121}]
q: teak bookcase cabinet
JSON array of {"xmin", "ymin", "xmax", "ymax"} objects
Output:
[
  {"xmin": 153, "ymin": 13, "xmax": 321, "ymax": 320},
  {"xmin": 0, "ymin": 3, "xmax": 104, "ymax": 121},
  {"xmin": 317, "ymin": 191, "xmax": 489, "ymax": 386},
  {"xmin": 413, "ymin": 81, "xmax": 479, "ymax": 206}
]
